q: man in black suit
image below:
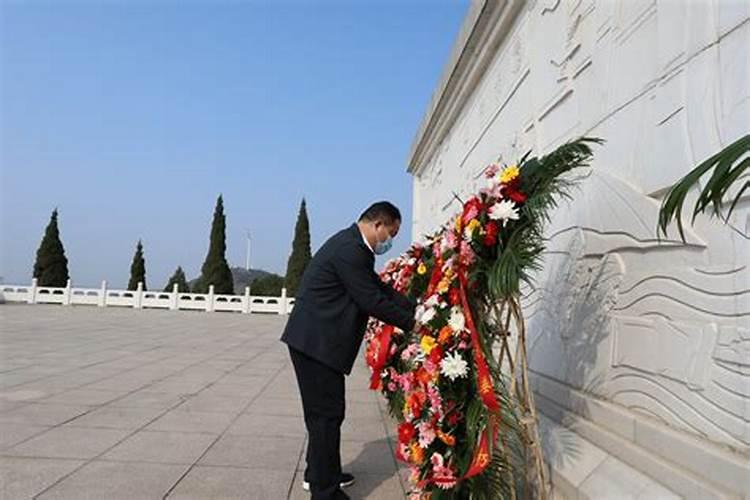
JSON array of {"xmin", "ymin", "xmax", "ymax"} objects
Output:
[{"xmin": 281, "ymin": 201, "xmax": 417, "ymax": 500}]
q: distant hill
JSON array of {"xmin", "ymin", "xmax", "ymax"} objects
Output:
[{"xmin": 189, "ymin": 267, "xmax": 276, "ymax": 294}]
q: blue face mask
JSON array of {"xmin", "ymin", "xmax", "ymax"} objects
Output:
[{"xmin": 374, "ymin": 235, "xmax": 393, "ymax": 255}]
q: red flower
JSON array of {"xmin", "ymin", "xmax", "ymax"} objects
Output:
[
  {"xmin": 429, "ymin": 345, "xmax": 444, "ymax": 365},
  {"xmin": 461, "ymin": 197, "xmax": 484, "ymax": 223},
  {"xmin": 416, "ymin": 367, "xmax": 432, "ymax": 387},
  {"xmin": 483, "ymin": 221, "xmax": 499, "ymax": 246},
  {"xmin": 504, "ymin": 178, "xmax": 527, "ymax": 204},
  {"xmin": 408, "ymin": 391, "xmax": 427, "ymax": 417},
  {"xmin": 447, "ymin": 411, "xmax": 463, "ymax": 426},
  {"xmin": 398, "ymin": 422, "xmax": 416, "ymax": 444}
]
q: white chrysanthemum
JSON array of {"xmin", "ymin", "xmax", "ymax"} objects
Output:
[
  {"xmin": 416, "ymin": 305, "xmax": 436, "ymax": 324},
  {"xmin": 488, "ymin": 199, "xmax": 519, "ymax": 225},
  {"xmin": 425, "ymin": 294, "xmax": 440, "ymax": 308},
  {"xmin": 414, "ymin": 304, "xmax": 424, "ymax": 319},
  {"xmin": 440, "ymin": 352, "xmax": 469, "ymax": 381},
  {"xmin": 448, "ymin": 307, "xmax": 465, "ymax": 333}
]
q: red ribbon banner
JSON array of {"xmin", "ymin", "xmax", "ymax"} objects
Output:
[{"xmin": 368, "ymin": 324, "xmax": 395, "ymax": 390}]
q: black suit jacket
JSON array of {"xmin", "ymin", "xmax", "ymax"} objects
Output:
[{"xmin": 281, "ymin": 223, "xmax": 416, "ymax": 374}]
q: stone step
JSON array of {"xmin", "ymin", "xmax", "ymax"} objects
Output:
[{"xmin": 539, "ymin": 414, "xmax": 682, "ymax": 500}]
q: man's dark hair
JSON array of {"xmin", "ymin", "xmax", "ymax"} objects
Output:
[{"xmin": 359, "ymin": 201, "xmax": 401, "ymax": 224}]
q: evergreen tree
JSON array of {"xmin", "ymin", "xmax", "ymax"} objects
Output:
[
  {"xmin": 251, "ymin": 274, "xmax": 284, "ymax": 296},
  {"xmin": 33, "ymin": 209, "xmax": 70, "ymax": 287},
  {"xmin": 194, "ymin": 195, "xmax": 234, "ymax": 294},
  {"xmin": 127, "ymin": 240, "xmax": 147, "ymax": 291},
  {"xmin": 164, "ymin": 266, "xmax": 190, "ymax": 292},
  {"xmin": 284, "ymin": 198, "xmax": 312, "ymax": 296}
]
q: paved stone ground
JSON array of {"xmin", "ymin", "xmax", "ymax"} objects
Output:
[{"xmin": 0, "ymin": 304, "xmax": 407, "ymax": 499}]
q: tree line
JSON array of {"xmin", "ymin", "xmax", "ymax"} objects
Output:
[{"xmin": 30, "ymin": 196, "xmax": 312, "ymax": 297}]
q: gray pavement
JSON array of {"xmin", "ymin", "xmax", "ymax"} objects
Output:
[{"xmin": 0, "ymin": 305, "xmax": 406, "ymax": 499}]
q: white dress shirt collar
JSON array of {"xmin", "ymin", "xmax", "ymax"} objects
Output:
[{"xmin": 359, "ymin": 225, "xmax": 374, "ymax": 253}]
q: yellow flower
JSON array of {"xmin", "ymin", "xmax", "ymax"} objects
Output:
[
  {"xmin": 420, "ymin": 335, "xmax": 437, "ymax": 355},
  {"xmin": 500, "ymin": 164, "xmax": 519, "ymax": 183},
  {"xmin": 417, "ymin": 262, "xmax": 427, "ymax": 275},
  {"xmin": 455, "ymin": 215, "xmax": 462, "ymax": 232},
  {"xmin": 464, "ymin": 219, "xmax": 482, "ymax": 238},
  {"xmin": 436, "ymin": 268, "xmax": 454, "ymax": 294}
]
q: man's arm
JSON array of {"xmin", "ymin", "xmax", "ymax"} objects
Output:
[
  {"xmin": 377, "ymin": 279, "xmax": 416, "ymax": 313},
  {"xmin": 332, "ymin": 243, "xmax": 415, "ymax": 332}
]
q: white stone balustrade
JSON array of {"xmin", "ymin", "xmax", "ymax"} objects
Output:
[{"xmin": 0, "ymin": 278, "xmax": 295, "ymax": 315}]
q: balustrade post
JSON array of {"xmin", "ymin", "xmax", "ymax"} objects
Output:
[
  {"xmin": 63, "ymin": 279, "xmax": 72, "ymax": 306},
  {"xmin": 207, "ymin": 285, "xmax": 215, "ymax": 312},
  {"xmin": 99, "ymin": 280, "xmax": 107, "ymax": 307},
  {"xmin": 28, "ymin": 278, "xmax": 38, "ymax": 304},
  {"xmin": 135, "ymin": 282, "xmax": 143, "ymax": 309},
  {"xmin": 171, "ymin": 284, "xmax": 179, "ymax": 310},
  {"xmin": 243, "ymin": 286, "xmax": 251, "ymax": 314},
  {"xmin": 279, "ymin": 287, "xmax": 288, "ymax": 315}
]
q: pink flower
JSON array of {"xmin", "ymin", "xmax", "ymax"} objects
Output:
[
  {"xmin": 409, "ymin": 465, "xmax": 422, "ymax": 482},
  {"xmin": 484, "ymin": 163, "xmax": 500, "ymax": 178},
  {"xmin": 482, "ymin": 182, "xmax": 504, "ymax": 199},
  {"xmin": 397, "ymin": 443, "xmax": 410, "ymax": 462},
  {"xmin": 445, "ymin": 231, "xmax": 459, "ymax": 250},
  {"xmin": 387, "ymin": 381, "xmax": 397, "ymax": 392},
  {"xmin": 399, "ymin": 372, "xmax": 415, "ymax": 392},
  {"xmin": 418, "ymin": 421, "xmax": 435, "ymax": 448},
  {"xmin": 461, "ymin": 197, "xmax": 482, "ymax": 223},
  {"xmin": 401, "ymin": 343, "xmax": 420, "ymax": 361},
  {"xmin": 459, "ymin": 241, "xmax": 475, "ymax": 265},
  {"xmin": 427, "ymin": 385, "xmax": 443, "ymax": 418},
  {"xmin": 423, "ymin": 359, "xmax": 438, "ymax": 376},
  {"xmin": 432, "ymin": 240, "xmax": 441, "ymax": 256},
  {"xmin": 430, "ymin": 453, "xmax": 458, "ymax": 490}
]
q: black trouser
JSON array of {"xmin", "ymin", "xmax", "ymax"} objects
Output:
[{"xmin": 288, "ymin": 346, "xmax": 346, "ymax": 500}]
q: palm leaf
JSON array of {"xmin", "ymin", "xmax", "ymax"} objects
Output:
[{"xmin": 658, "ymin": 134, "xmax": 750, "ymax": 241}]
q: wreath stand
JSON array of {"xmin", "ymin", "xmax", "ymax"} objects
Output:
[{"xmin": 489, "ymin": 296, "xmax": 548, "ymax": 500}]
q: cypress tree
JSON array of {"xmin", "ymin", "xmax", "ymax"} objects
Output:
[
  {"xmin": 284, "ymin": 198, "xmax": 312, "ymax": 296},
  {"xmin": 127, "ymin": 240, "xmax": 147, "ymax": 291},
  {"xmin": 164, "ymin": 266, "xmax": 190, "ymax": 292},
  {"xmin": 33, "ymin": 208, "xmax": 70, "ymax": 287},
  {"xmin": 194, "ymin": 195, "xmax": 234, "ymax": 294}
]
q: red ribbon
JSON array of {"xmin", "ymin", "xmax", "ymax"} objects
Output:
[
  {"xmin": 414, "ymin": 265, "xmax": 501, "ymax": 488},
  {"xmin": 457, "ymin": 270, "xmax": 500, "ymax": 413},
  {"xmin": 425, "ymin": 253, "xmax": 444, "ymax": 297},
  {"xmin": 417, "ymin": 420, "xmax": 497, "ymax": 488},
  {"xmin": 452, "ymin": 213, "xmax": 501, "ymax": 481},
  {"xmin": 368, "ymin": 324, "xmax": 395, "ymax": 390}
]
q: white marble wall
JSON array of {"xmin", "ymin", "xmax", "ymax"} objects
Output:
[{"xmin": 411, "ymin": 0, "xmax": 748, "ymax": 496}]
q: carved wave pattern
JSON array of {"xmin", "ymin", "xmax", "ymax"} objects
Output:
[{"xmin": 527, "ymin": 213, "xmax": 749, "ymax": 450}]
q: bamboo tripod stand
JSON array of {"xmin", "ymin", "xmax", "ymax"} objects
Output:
[{"xmin": 490, "ymin": 296, "xmax": 548, "ymax": 499}]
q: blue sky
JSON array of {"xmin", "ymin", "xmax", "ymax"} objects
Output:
[{"xmin": 1, "ymin": 0, "xmax": 467, "ymax": 288}]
